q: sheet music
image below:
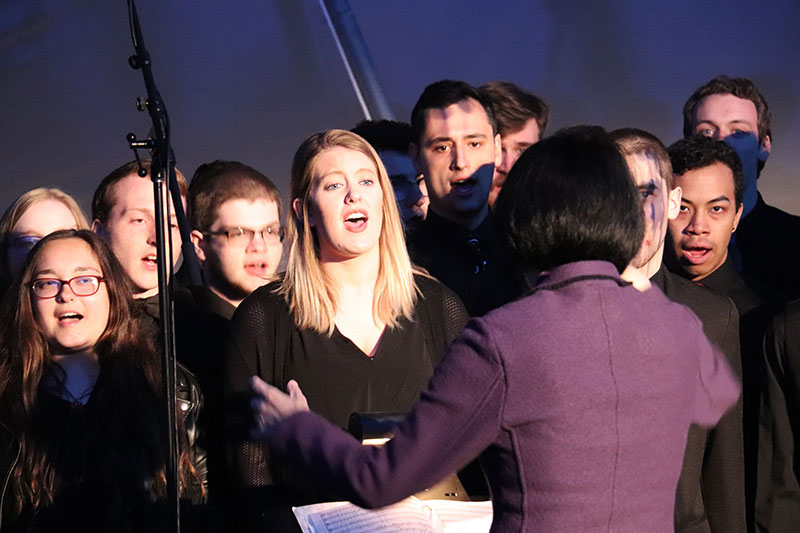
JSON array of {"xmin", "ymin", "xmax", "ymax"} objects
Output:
[{"xmin": 293, "ymin": 497, "xmax": 493, "ymax": 533}]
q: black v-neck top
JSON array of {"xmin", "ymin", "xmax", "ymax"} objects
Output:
[{"xmin": 222, "ymin": 274, "xmax": 468, "ymax": 525}]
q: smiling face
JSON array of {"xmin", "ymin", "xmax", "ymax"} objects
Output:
[
  {"xmin": 301, "ymin": 147, "xmax": 384, "ymax": 263},
  {"xmin": 6, "ymin": 199, "xmax": 81, "ymax": 279},
  {"xmin": 667, "ymin": 162, "xmax": 743, "ymax": 280},
  {"xmin": 192, "ymin": 197, "xmax": 283, "ymax": 306},
  {"xmin": 32, "ymin": 237, "xmax": 110, "ymax": 355},
  {"xmin": 411, "ymin": 98, "xmax": 501, "ymax": 229},
  {"xmin": 489, "ymin": 118, "xmax": 541, "ymax": 207},
  {"xmin": 92, "ymin": 173, "xmax": 183, "ymax": 297}
]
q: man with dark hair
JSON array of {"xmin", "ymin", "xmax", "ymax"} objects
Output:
[
  {"xmin": 188, "ymin": 160, "xmax": 283, "ymax": 319},
  {"xmin": 92, "ymin": 159, "xmax": 187, "ymax": 299},
  {"xmin": 406, "ymin": 80, "xmax": 523, "ymax": 317},
  {"xmin": 683, "ymin": 75, "xmax": 800, "ymax": 299},
  {"xmin": 351, "ymin": 120, "xmax": 428, "ymax": 224},
  {"xmin": 479, "ymin": 81, "xmax": 549, "ymax": 206},
  {"xmin": 665, "ymin": 136, "xmax": 783, "ymax": 528},
  {"xmin": 612, "ymin": 128, "xmax": 746, "ymax": 532},
  {"xmin": 666, "ymin": 137, "xmax": 745, "ymax": 282}
]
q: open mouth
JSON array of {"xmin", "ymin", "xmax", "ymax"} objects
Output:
[
  {"xmin": 451, "ymin": 177, "xmax": 476, "ymax": 194},
  {"xmin": 344, "ymin": 210, "xmax": 368, "ymax": 231},
  {"xmin": 681, "ymin": 246, "xmax": 711, "ymax": 265},
  {"xmin": 244, "ymin": 262, "xmax": 269, "ymax": 277},
  {"xmin": 143, "ymin": 255, "xmax": 158, "ymax": 268},
  {"xmin": 58, "ymin": 312, "xmax": 84, "ymax": 323}
]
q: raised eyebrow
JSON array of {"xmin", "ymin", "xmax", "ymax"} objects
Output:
[{"xmin": 706, "ymin": 195, "xmax": 732, "ymax": 205}]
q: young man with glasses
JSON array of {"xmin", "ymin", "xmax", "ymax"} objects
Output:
[{"xmin": 188, "ymin": 160, "xmax": 283, "ymax": 319}]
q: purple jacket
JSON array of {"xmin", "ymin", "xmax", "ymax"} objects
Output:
[{"xmin": 269, "ymin": 261, "xmax": 741, "ymax": 532}]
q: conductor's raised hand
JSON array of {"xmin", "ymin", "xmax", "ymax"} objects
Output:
[{"xmin": 249, "ymin": 377, "xmax": 309, "ymax": 439}]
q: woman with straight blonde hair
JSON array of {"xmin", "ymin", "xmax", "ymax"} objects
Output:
[{"xmin": 223, "ymin": 129, "xmax": 468, "ymax": 531}]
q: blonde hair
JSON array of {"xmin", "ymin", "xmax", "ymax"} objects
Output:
[
  {"xmin": 280, "ymin": 129, "xmax": 420, "ymax": 334},
  {"xmin": 1, "ymin": 188, "xmax": 89, "ymax": 282}
]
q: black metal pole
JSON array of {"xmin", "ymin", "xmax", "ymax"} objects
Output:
[{"xmin": 126, "ymin": 1, "xmax": 180, "ymax": 530}]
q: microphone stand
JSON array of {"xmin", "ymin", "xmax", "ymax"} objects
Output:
[{"xmin": 125, "ymin": 1, "xmax": 194, "ymax": 530}]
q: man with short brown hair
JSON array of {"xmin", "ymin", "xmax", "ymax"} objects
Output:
[
  {"xmin": 480, "ymin": 81, "xmax": 549, "ymax": 206},
  {"xmin": 188, "ymin": 160, "xmax": 283, "ymax": 318}
]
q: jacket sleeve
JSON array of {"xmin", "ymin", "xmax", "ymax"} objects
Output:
[
  {"xmin": 690, "ymin": 309, "xmax": 742, "ymax": 428},
  {"xmin": 268, "ymin": 317, "xmax": 505, "ymax": 509},
  {"xmin": 700, "ymin": 298, "xmax": 746, "ymax": 532},
  {"xmin": 756, "ymin": 306, "xmax": 800, "ymax": 532}
]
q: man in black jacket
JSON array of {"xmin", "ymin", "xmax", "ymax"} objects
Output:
[
  {"xmin": 612, "ymin": 128, "xmax": 746, "ymax": 532},
  {"xmin": 406, "ymin": 80, "xmax": 523, "ymax": 317},
  {"xmin": 665, "ymin": 136, "xmax": 784, "ymax": 529}
]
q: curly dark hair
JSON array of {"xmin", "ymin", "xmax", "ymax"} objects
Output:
[{"xmin": 668, "ymin": 136, "xmax": 744, "ymax": 208}]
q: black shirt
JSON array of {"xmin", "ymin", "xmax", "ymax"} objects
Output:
[
  {"xmin": 405, "ymin": 210, "xmax": 524, "ymax": 317},
  {"xmin": 673, "ymin": 255, "xmax": 783, "ymax": 529},
  {"xmin": 190, "ymin": 284, "xmax": 237, "ymax": 322},
  {"xmin": 651, "ymin": 266, "xmax": 746, "ymax": 532},
  {"xmin": 758, "ymin": 299, "xmax": 800, "ymax": 531},
  {"xmin": 223, "ymin": 275, "xmax": 468, "ymax": 531},
  {"xmin": 734, "ymin": 193, "xmax": 800, "ymax": 301}
]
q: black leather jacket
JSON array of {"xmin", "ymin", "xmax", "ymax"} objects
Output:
[{"xmin": 0, "ymin": 363, "xmax": 206, "ymax": 531}]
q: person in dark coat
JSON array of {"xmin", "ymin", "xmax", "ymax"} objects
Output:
[
  {"xmin": 612, "ymin": 128, "xmax": 746, "ymax": 532},
  {"xmin": 405, "ymin": 80, "xmax": 525, "ymax": 317},
  {"xmin": 665, "ymin": 136, "xmax": 784, "ymax": 528},
  {"xmin": 248, "ymin": 126, "xmax": 741, "ymax": 532}
]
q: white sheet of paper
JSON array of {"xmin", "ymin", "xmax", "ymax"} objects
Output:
[{"xmin": 292, "ymin": 497, "xmax": 493, "ymax": 533}]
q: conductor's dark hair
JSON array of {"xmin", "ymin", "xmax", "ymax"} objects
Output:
[
  {"xmin": 410, "ymin": 80, "xmax": 497, "ymax": 144},
  {"xmin": 668, "ymin": 136, "xmax": 744, "ymax": 208},
  {"xmin": 494, "ymin": 125, "xmax": 644, "ymax": 273}
]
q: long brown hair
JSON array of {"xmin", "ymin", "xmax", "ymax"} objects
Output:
[{"xmin": 0, "ymin": 230, "xmax": 197, "ymax": 520}]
